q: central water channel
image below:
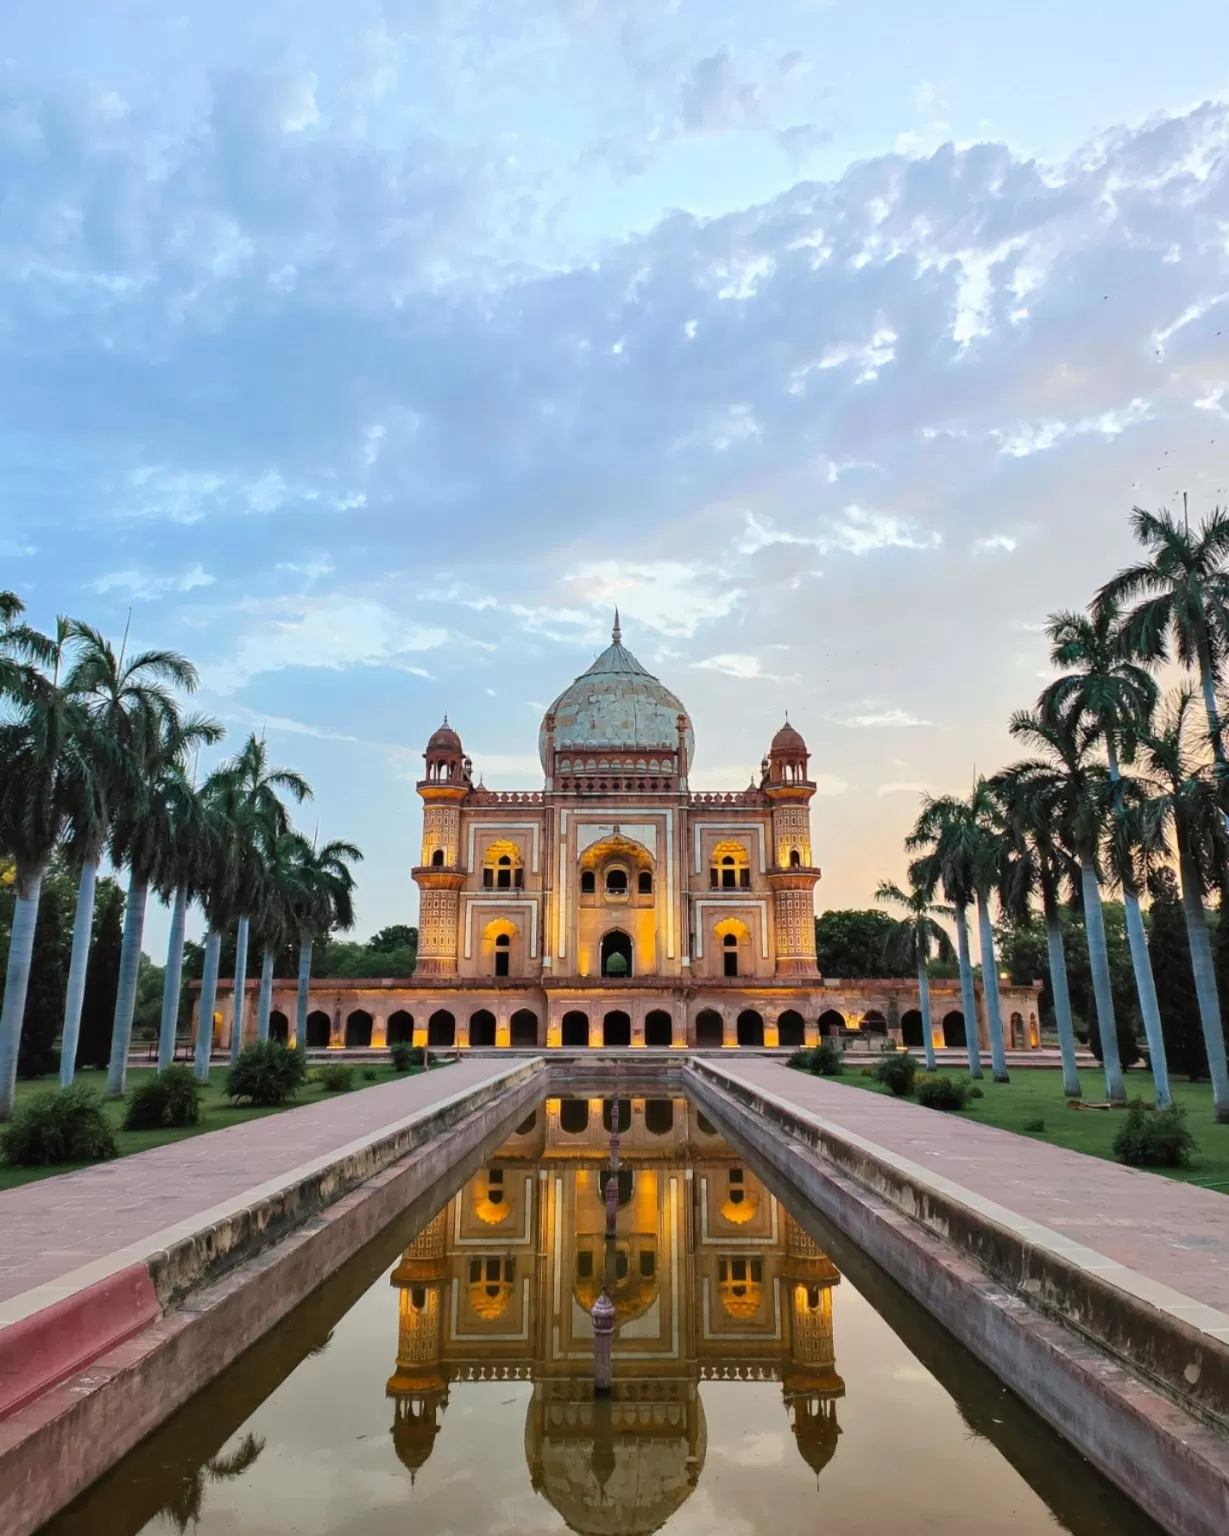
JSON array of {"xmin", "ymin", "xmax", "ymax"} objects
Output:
[{"xmin": 43, "ymin": 1088, "xmax": 1163, "ymax": 1536}]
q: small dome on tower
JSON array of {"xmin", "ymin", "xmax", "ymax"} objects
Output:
[
  {"xmin": 427, "ymin": 716, "xmax": 462, "ymax": 753},
  {"xmin": 771, "ymin": 719, "xmax": 807, "ymax": 755}
]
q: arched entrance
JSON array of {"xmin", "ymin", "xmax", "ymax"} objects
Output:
[
  {"xmin": 600, "ymin": 930, "xmax": 633, "ymax": 978},
  {"xmin": 387, "ymin": 1009, "xmax": 413, "ymax": 1044},
  {"xmin": 428, "ymin": 1010, "xmax": 456, "ymax": 1047},
  {"xmin": 268, "ymin": 1010, "xmax": 289, "ymax": 1043},
  {"xmin": 560, "ymin": 1099, "xmax": 589, "ymax": 1135},
  {"xmin": 644, "ymin": 1099, "xmax": 674, "ymax": 1135},
  {"xmin": 603, "ymin": 1010, "xmax": 631, "ymax": 1047},
  {"xmin": 1010, "ymin": 1011, "xmax": 1025, "ymax": 1048},
  {"xmin": 901, "ymin": 1009, "xmax": 924, "ymax": 1048},
  {"xmin": 511, "ymin": 1008, "xmax": 539, "ymax": 1047},
  {"xmin": 737, "ymin": 1010, "xmax": 764, "ymax": 1047},
  {"xmin": 862, "ymin": 1010, "xmax": 888, "ymax": 1036},
  {"xmin": 345, "ymin": 1010, "xmax": 373, "ymax": 1049},
  {"xmin": 942, "ymin": 1010, "xmax": 966, "ymax": 1047},
  {"xmin": 602, "ymin": 1098, "xmax": 631, "ymax": 1133},
  {"xmin": 644, "ymin": 1009, "xmax": 673, "ymax": 1047},
  {"xmin": 777, "ymin": 1010, "xmax": 806, "ymax": 1047},
  {"xmin": 695, "ymin": 1009, "xmax": 723, "ymax": 1048},
  {"xmin": 470, "ymin": 1009, "xmax": 496, "ymax": 1047},
  {"xmin": 306, "ymin": 1010, "xmax": 331, "ymax": 1049},
  {"xmin": 819, "ymin": 1009, "xmax": 845, "ymax": 1035},
  {"xmin": 562, "ymin": 1010, "xmax": 589, "ymax": 1047}
]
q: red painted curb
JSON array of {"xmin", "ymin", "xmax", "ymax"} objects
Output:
[{"xmin": 0, "ymin": 1264, "xmax": 160, "ymax": 1421}]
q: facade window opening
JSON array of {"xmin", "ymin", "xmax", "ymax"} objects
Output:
[
  {"xmin": 640, "ymin": 1249, "xmax": 656, "ymax": 1278},
  {"xmin": 638, "ymin": 870, "xmax": 652, "ymax": 895},
  {"xmin": 723, "ymin": 932, "xmax": 739, "ymax": 977},
  {"xmin": 577, "ymin": 1249, "xmax": 593, "ymax": 1279},
  {"xmin": 615, "ymin": 1249, "xmax": 629, "ymax": 1280},
  {"xmin": 581, "ymin": 870, "xmax": 596, "ymax": 894},
  {"xmin": 739, "ymin": 867, "xmax": 750, "ymax": 889},
  {"xmin": 789, "ymin": 848, "xmax": 801, "ymax": 868},
  {"xmin": 431, "ymin": 848, "xmax": 445, "ymax": 867},
  {"xmin": 721, "ymin": 856, "xmax": 736, "ymax": 890},
  {"xmin": 709, "ymin": 867, "xmax": 718, "ymax": 889},
  {"xmin": 514, "ymin": 867, "xmax": 524, "ymax": 889},
  {"xmin": 411, "ymin": 1286, "xmax": 426, "ymax": 1311},
  {"xmin": 494, "ymin": 933, "xmax": 510, "ymax": 977},
  {"xmin": 497, "ymin": 855, "xmax": 511, "ymax": 889},
  {"xmin": 807, "ymin": 1285, "xmax": 821, "ymax": 1311},
  {"xmin": 482, "ymin": 866, "xmax": 493, "ymax": 888},
  {"xmin": 606, "ymin": 867, "xmax": 628, "ymax": 894}
]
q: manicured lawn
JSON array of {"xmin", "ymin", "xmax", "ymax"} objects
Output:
[
  {"xmin": 825, "ymin": 1064, "xmax": 1229, "ymax": 1191},
  {"xmin": 0, "ymin": 1061, "xmax": 428, "ymax": 1192}
]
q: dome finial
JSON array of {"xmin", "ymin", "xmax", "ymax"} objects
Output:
[{"xmin": 612, "ymin": 607, "xmax": 622, "ymax": 645}]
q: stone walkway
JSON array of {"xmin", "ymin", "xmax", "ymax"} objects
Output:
[
  {"xmin": 0, "ymin": 1058, "xmax": 515, "ymax": 1313},
  {"xmin": 711, "ymin": 1058, "xmax": 1229, "ymax": 1316}
]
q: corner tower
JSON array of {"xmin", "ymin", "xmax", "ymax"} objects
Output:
[
  {"xmin": 763, "ymin": 720, "xmax": 821, "ymax": 977},
  {"xmin": 412, "ymin": 718, "xmax": 470, "ymax": 978}
]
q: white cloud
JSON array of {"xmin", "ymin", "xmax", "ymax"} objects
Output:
[
  {"xmin": 877, "ymin": 779, "xmax": 929, "ymax": 797},
  {"xmin": 974, "ymin": 534, "xmax": 1018, "ymax": 554},
  {"xmin": 563, "ymin": 561, "xmax": 737, "ymax": 638},
  {"xmin": 92, "ymin": 565, "xmax": 215, "ymax": 600},
  {"xmin": 830, "ymin": 706, "xmax": 932, "ymax": 729},
  {"xmin": 693, "ymin": 653, "xmax": 767, "ymax": 679}
]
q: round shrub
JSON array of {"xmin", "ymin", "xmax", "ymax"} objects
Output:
[
  {"xmin": 124, "ymin": 1066, "xmax": 202, "ymax": 1130},
  {"xmin": 810, "ymin": 1040, "xmax": 845, "ymax": 1077},
  {"xmin": 873, "ymin": 1052, "xmax": 918, "ymax": 1097},
  {"xmin": 1113, "ymin": 1100, "xmax": 1195, "ymax": 1168},
  {"xmin": 389, "ymin": 1042, "xmax": 421, "ymax": 1073},
  {"xmin": 915, "ymin": 1075, "xmax": 968, "ymax": 1111},
  {"xmin": 1, "ymin": 1085, "xmax": 118, "ymax": 1166},
  {"xmin": 226, "ymin": 1041, "xmax": 307, "ymax": 1107},
  {"xmin": 787, "ymin": 1048, "xmax": 815, "ymax": 1071},
  {"xmin": 362, "ymin": 1066, "xmax": 379, "ymax": 1081},
  {"xmin": 320, "ymin": 1062, "xmax": 354, "ymax": 1093}
]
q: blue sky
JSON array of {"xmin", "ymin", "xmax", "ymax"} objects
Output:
[{"xmin": 4, "ymin": 1, "xmax": 1229, "ymax": 952}]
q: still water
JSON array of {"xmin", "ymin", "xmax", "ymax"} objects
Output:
[{"xmin": 45, "ymin": 1094, "xmax": 1161, "ymax": 1536}]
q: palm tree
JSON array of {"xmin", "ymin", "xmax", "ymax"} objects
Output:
[
  {"xmin": 252, "ymin": 831, "xmax": 299, "ymax": 1042},
  {"xmin": 0, "ymin": 619, "xmax": 86, "ymax": 1117},
  {"xmin": 1038, "ymin": 605, "xmax": 1170, "ymax": 1103},
  {"xmin": 58, "ymin": 622, "xmax": 198, "ymax": 1087},
  {"xmin": 968, "ymin": 778, "xmax": 1013, "ymax": 1083},
  {"xmin": 993, "ymin": 754, "xmax": 1083, "ymax": 1099},
  {"xmin": 906, "ymin": 797, "xmax": 985, "ymax": 1080},
  {"xmin": 1098, "ymin": 504, "xmax": 1229, "ymax": 768},
  {"xmin": 191, "ymin": 775, "xmax": 243, "ymax": 1084},
  {"xmin": 105, "ymin": 712, "xmax": 221, "ymax": 1097},
  {"xmin": 1007, "ymin": 710, "xmax": 1128, "ymax": 1104},
  {"xmin": 285, "ymin": 834, "xmax": 362, "ymax": 1053},
  {"xmin": 875, "ymin": 877, "xmax": 954, "ymax": 1070},
  {"xmin": 209, "ymin": 736, "xmax": 310, "ymax": 1062},
  {"xmin": 1134, "ymin": 690, "xmax": 1229, "ymax": 1121},
  {"xmin": 153, "ymin": 768, "xmax": 214, "ymax": 1071}
]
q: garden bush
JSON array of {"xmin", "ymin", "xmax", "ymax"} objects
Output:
[
  {"xmin": 915, "ymin": 1075, "xmax": 968, "ymax": 1111},
  {"xmin": 1, "ymin": 1085, "xmax": 118, "ymax": 1166},
  {"xmin": 1113, "ymin": 1100, "xmax": 1195, "ymax": 1168},
  {"xmin": 873, "ymin": 1052, "xmax": 918, "ymax": 1097},
  {"xmin": 362, "ymin": 1065, "xmax": 379, "ymax": 1081},
  {"xmin": 810, "ymin": 1040, "xmax": 845, "ymax": 1076},
  {"xmin": 390, "ymin": 1042, "xmax": 423, "ymax": 1072},
  {"xmin": 124, "ymin": 1066, "xmax": 202, "ymax": 1130},
  {"xmin": 226, "ymin": 1041, "xmax": 307, "ymax": 1107},
  {"xmin": 320, "ymin": 1062, "xmax": 354, "ymax": 1093},
  {"xmin": 787, "ymin": 1048, "xmax": 814, "ymax": 1071}
]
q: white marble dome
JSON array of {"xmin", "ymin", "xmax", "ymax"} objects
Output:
[{"xmin": 539, "ymin": 617, "xmax": 694, "ymax": 773}]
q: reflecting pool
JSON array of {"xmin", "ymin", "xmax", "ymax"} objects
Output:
[{"xmin": 43, "ymin": 1094, "xmax": 1162, "ymax": 1536}]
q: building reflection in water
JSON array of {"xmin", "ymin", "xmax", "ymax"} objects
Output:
[{"xmin": 386, "ymin": 1097, "xmax": 845, "ymax": 1531}]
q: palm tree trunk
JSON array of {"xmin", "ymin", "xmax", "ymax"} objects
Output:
[
  {"xmin": 1041, "ymin": 893, "xmax": 1082, "ymax": 1100},
  {"xmin": 954, "ymin": 903, "xmax": 983, "ymax": 1079},
  {"xmin": 1122, "ymin": 889, "xmax": 1172, "ymax": 1107},
  {"xmin": 1196, "ymin": 642, "xmax": 1227, "ymax": 769},
  {"xmin": 194, "ymin": 929, "xmax": 223, "ymax": 1082},
  {"xmin": 106, "ymin": 875, "xmax": 149, "ymax": 1098},
  {"xmin": 1176, "ymin": 835, "xmax": 1229, "ymax": 1122},
  {"xmin": 916, "ymin": 954, "xmax": 936, "ymax": 1071},
  {"xmin": 1079, "ymin": 856, "xmax": 1126, "ymax": 1104},
  {"xmin": 0, "ymin": 867, "xmax": 45, "ymax": 1119},
  {"xmin": 976, "ymin": 891, "xmax": 1010, "ymax": 1082},
  {"xmin": 256, "ymin": 947, "xmax": 275, "ymax": 1042},
  {"xmin": 230, "ymin": 915, "xmax": 250, "ymax": 1064},
  {"xmin": 295, "ymin": 929, "xmax": 313, "ymax": 1054},
  {"xmin": 158, "ymin": 885, "xmax": 189, "ymax": 1072},
  {"xmin": 59, "ymin": 856, "xmax": 99, "ymax": 1088},
  {"xmin": 1106, "ymin": 743, "xmax": 1171, "ymax": 1105}
]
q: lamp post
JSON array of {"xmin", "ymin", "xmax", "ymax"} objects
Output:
[{"xmin": 592, "ymin": 1288, "xmax": 615, "ymax": 1396}]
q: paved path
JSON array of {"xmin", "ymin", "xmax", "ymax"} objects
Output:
[
  {"xmin": 712, "ymin": 1058, "xmax": 1229, "ymax": 1316},
  {"xmin": 0, "ymin": 1059, "xmax": 515, "ymax": 1311}
]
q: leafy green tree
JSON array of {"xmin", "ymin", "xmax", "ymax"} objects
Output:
[
  {"xmin": 77, "ymin": 877, "xmax": 125, "ymax": 1070},
  {"xmin": 1146, "ymin": 867, "xmax": 1207, "ymax": 1080},
  {"xmin": 368, "ymin": 924, "xmax": 418, "ymax": 954},
  {"xmin": 814, "ymin": 910, "xmax": 910, "ymax": 980},
  {"xmin": 284, "ymin": 835, "xmax": 362, "ymax": 1054}
]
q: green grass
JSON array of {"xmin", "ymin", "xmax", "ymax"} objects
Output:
[
  {"xmin": 0, "ymin": 1060, "xmax": 427, "ymax": 1192},
  {"xmin": 827, "ymin": 1064, "xmax": 1229, "ymax": 1191}
]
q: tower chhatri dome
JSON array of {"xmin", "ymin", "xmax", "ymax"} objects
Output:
[{"xmin": 539, "ymin": 611, "xmax": 695, "ymax": 773}]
